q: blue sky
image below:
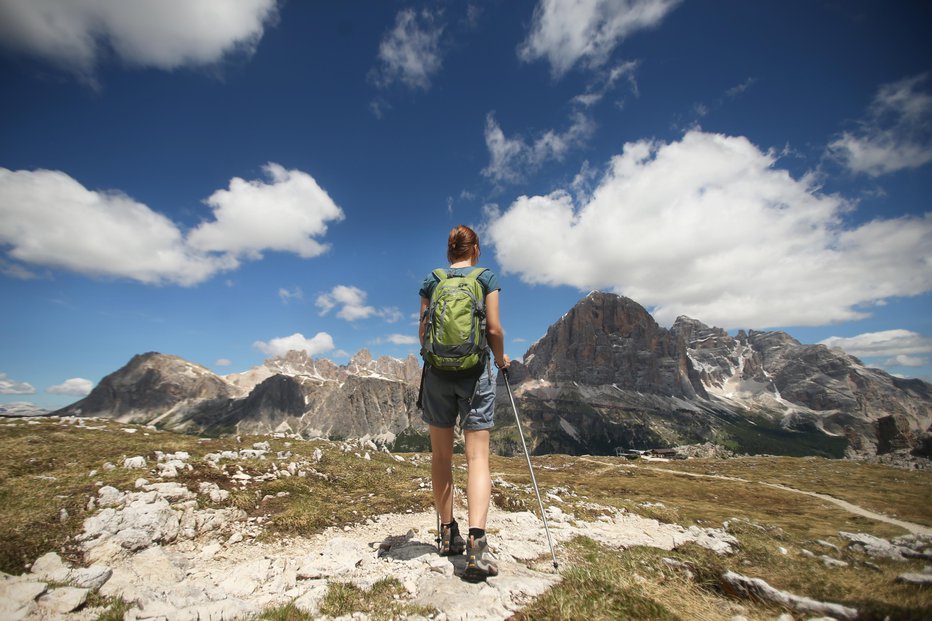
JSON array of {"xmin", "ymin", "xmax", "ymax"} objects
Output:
[{"xmin": 1, "ymin": 0, "xmax": 930, "ymax": 410}]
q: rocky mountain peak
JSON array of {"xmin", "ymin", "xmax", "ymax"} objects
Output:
[
  {"xmin": 56, "ymin": 351, "xmax": 235, "ymax": 422},
  {"xmin": 523, "ymin": 292, "xmax": 704, "ymax": 398},
  {"xmin": 349, "ymin": 349, "xmax": 374, "ymax": 368}
]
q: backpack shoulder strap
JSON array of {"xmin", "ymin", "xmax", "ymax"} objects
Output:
[
  {"xmin": 465, "ymin": 267, "xmax": 487, "ymax": 281},
  {"xmin": 432, "ymin": 268, "xmax": 448, "ymax": 281}
]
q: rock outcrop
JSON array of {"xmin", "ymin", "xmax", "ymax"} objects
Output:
[
  {"xmin": 502, "ymin": 291, "xmax": 932, "ymax": 457},
  {"xmin": 669, "ymin": 316, "xmax": 932, "ymax": 456},
  {"xmin": 524, "ymin": 293, "xmax": 705, "ymax": 399}
]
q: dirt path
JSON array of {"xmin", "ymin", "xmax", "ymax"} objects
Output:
[{"xmin": 578, "ymin": 457, "xmax": 932, "ymax": 536}]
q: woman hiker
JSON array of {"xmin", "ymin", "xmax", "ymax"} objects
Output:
[{"xmin": 418, "ymin": 224, "xmax": 510, "ymax": 582}]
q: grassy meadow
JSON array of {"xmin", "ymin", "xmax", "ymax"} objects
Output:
[{"xmin": 1, "ymin": 415, "xmax": 930, "ymax": 620}]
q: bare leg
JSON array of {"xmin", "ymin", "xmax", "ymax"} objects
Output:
[
  {"xmin": 464, "ymin": 429, "xmax": 491, "ymax": 530},
  {"xmin": 429, "ymin": 425, "xmax": 456, "ymax": 523}
]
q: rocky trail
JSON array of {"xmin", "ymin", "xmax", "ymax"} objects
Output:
[{"xmin": 2, "ymin": 475, "xmax": 742, "ymax": 621}]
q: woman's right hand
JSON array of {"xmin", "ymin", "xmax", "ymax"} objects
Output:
[{"xmin": 495, "ymin": 353, "xmax": 510, "ymax": 369}]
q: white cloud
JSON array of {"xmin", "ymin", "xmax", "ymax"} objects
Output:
[
  {"xmin": 482, "ymin": 111, "xmax": 594, "ymax": 184},
  {"xmin": 0, "ymin": 0, "xmax": 278, "ymax": 79},
  {"xmin": 279, "ymin": 286, "xmax": 303, "ymax": 304},
  {"xmin": 881, "ymin": 355, "xmax": 930, "ymax": 368},
  {"xmin": 0, "ymin": 165, "xmax": 342, "ymax": 286},
  {"xmin": 485, "ymin": 130, "xmax": 932, "ymax": 329},
  {"xmin": 819, "ymin": 330, "xmax": 932, "ymax": 359},
  {"xmin": 0, "ymin": 372, "xmax": 35, "ymax": 395},
  {"xmin": 519, "ymin": 0, "xmax": 680, "ymax": 77},
  {"xmin": 0, "ymin": 168, "xmax": 233, "ymax": 286},
  {"xmin": 380, "ymin": 307, "xmax": 405, "ymax": 324},
  {"xmin": 188, "ymin": 163, "xmax": 344, "ymax": 260},
  {"xmin": 371, "ymin": 8, "xmax": 444, "ymax": 91},
  {"xmin": 253, "ymin": 332, "xmax": 335, "ymax": 358},
  {"xmin": 215, "ymin": 358, "xmax": 232, "ymax": 367},
  {"xmin": 829, "ymin": 74, "xmax": 932, "ymax": 176},
  {"xmin": 316, "ymin": 285, "xmax": 377, "ymax": 321},
  {"xmin": 573, "ymin": 60, "xmax": 640, "ymax": 107},
  {"xmin": 47, "ymin": 377, "xmax": 93, "ymax": 396},
  {"xmin": 316, "ymin": 285, "xmax": 401, "ymax": 323},
  {"xmin": 384, "ymin": 334, "xmax": 419, "ymax": 346}
]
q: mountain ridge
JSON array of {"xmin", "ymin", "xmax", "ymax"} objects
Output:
[{"xmin": 53, "ymin": 292, "xmax": 932, "ymax": 458}]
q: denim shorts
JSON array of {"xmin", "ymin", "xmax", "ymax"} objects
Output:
[{"xmin": 420, "ymin": 362, "xmax": 495, "ymax": 431}]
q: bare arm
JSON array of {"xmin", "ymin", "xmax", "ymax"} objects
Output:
[{"xmin": 484, "ymin": 290, "xmax": 510, "ymax": 369}]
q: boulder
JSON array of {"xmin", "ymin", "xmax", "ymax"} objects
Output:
[
  {"xmin": 839, "ymin": 531, "xmax": 909, "ymax": 560},
  {"xmin": 29, "ymin": 551, "xmax": 70, "ymax": 583},
  {"xmin": 720, "ymin": 571, "xmax": 857, "ymax": 620},
  {"xmin": 70, "ymin": 565, "xmax": 113, "ymax": 591},
  {"xmin": 97, "ymin": 485, "xmax": 126, "ymax": 508},
  {"xmin": 123, "ymin": 456, "xmax": 147, "ymax": 469},
  {"xmin": 897, "ymin": 573, "xmax": 932, "ymax": 585},
  {"xmin": 80, "ymin": 493, "xmax": 181, "ymax": 561},
  {"xmin": 37, "ymin": 586, "xmax": 89, "ymax": 614},
  {"xmin": 0, "ymin": 578, "xmax": 47, "ymax": 621}
]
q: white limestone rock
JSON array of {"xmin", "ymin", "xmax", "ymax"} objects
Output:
[
  {"xmin": 123, "ymin": 456, "xmax": 147, "ymax": 469},
  {"xmin": 721, "ymin": 570, "xmax": 857, "ymax": 620},
  {"xmin": 37, "ymin": 586, "xmax": 89, "ymax": 614},
  {"xmin": 70, "ymin": 564, "xmax": 113, "ymax": 591},
  {"xmin": 29, "ymin": 551, "xmax": 71, "ymax": 583},
  {"xmin": 0, "ymin": 578, "xmax": 46, "ymax": 621}
]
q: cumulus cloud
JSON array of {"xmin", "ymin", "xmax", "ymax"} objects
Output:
[
  {"xmin": 371, "ymin": 8, "xmax": 444, "ymax": 90},
  {"xmin": 519, "ymin": 0, "xmax": 680, "ymax": 77},
  {"xmin": 0, "ymin": 372, "xmax": 35, "ymax": 395},
  {"xmin": 215, "ymin": 358, "xmax": 232, "ymax": 367},
  {"xmin": 316, "ymin": 286, "xmax": 377, "ymax": 321},
  {"xmin": 829, "ymin": 74, "xmax": 932, "ymax": 176},
  {"xmin": 485, "ymin": 130, "xmax": 932, "ymax": 329},
  {"xmin": 188, "ymin": 163, "xmax": 344, "ymax": 260},
  {"xmin": 47, "ymin": 377, "xmax": 93, "ymax": 396},
  {"xmin": 0, "ymin": 164, "xmax": 342, "ymax": 286},
  {"xmin": 253, "ymin": 332, "xmax": 335, "ymax": 358},
  {"xmin": 0, "ymin": 0, "xmax": 278, "ymax": 80},
  {"xmin": 0, "ymin": 168, "xmax": 233, "ymax": 286},
  {"xmin": 316, "ymin": 285, "xmax": 401, "ymax": 322},
  {"xmin": 819, "ymin": 330, "xmax": 932, "ymax": 359},
  {"xmin": 482, "ymin": 111, "xmax": 594, "ymax": 184}
]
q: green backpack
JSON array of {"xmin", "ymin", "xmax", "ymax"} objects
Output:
[{"xmin": 422, "ymin": 267, "xmax": 488, "ymax": 375}]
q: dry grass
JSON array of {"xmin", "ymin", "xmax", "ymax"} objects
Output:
[
  {"xmin": 646, "ymin": 456, "xmax": 932, "ymax": 526},
  {"xmin": 516, "ymin": 455, "xmax": 923, "ymax": 541}
]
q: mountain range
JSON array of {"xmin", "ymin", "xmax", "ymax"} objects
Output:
[{"xmin": 53, "ymin": 292, "xmax": 932, "ymax": 458}]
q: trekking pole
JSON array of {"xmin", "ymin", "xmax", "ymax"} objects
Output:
[{"xmin": 502, "ymin": 369, "xmax": 559, "ymax": 570}]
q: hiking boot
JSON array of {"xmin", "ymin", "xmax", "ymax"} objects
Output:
[
  {"xmin": 440, "ymin": 521, "xmax": 466, "ymax": 556},
  {"xmin": 462, "ymin": 534, "xmax": 498, "ymax": 582}
]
